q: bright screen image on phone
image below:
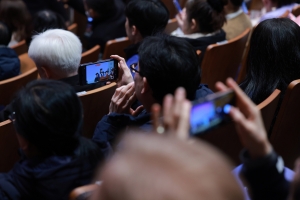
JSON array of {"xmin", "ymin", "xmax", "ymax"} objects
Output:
[
  {"xmin": 85, "ymin": 60, "xmax": 115, "ymax": 84},
  {"xmin": 190, "ymin": 93, "xmax": 233, "ymax": 135}
]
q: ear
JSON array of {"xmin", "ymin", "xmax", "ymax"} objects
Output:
[
  {"xmin": 191, "ymin": 18, "xmax": 198, "ymax": 32},
  {"xmin": 16, "ymin": 134, "xmax": 29, "ymax": 154},
  {"xmin": 141, "ymin": 77, "xmax": 150, "ymax": 94},
  {"xmin": 37, "ymin": 66, "xmax": 50, "ymax": 79},
  {"xmin": 131, "ymin": 25, "xmax": 138, "ymax": 36}
]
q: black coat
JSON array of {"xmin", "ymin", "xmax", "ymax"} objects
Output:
[{"xmin": 0, "ymin": 47, "xmax": 20, "ymax": 81}]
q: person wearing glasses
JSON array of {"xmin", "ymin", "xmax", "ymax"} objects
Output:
[
  {"xmin": 0, "ymin": 79, "xmax": 104, "ymax": 199},
  {"xmin": 93, "ymin": 35, "xmax": 213, "ymax": 151}
]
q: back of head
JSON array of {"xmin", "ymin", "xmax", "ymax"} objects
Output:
[
  {"xmin": 85, "ymin": 0, "xmax": 115, "ymax": 19},
  {"xmin": 32, "ymin": 10, "xmax": 67, "ymax": 34},
  {"xmin": 228, "ymin": 0, "xmax": 243, "ymax": 9},
  {"xmin": 125, "ymin": 0, "xmax": 169, "ymax": 38},
  {"xmin": 93, "ymin": 133, "xmax": 244, "ymax": 200},
  {"xmin": 186, "ymin": 0, "xmax": 226, "ymax": 33},
  {"xmin": 138, "ymin": 35, "xmax": 201, "ymax": 103},
  {"xmin": 241, "ymin": 18, "xmax": 300, "ymax": 104},
  {"xmin": 0, "ymin": 0, "xmax": 30, "ymax": 40},
  {"xmin": 28, "ymin": 29, "xmax": 82, "ymax": 77},
  {"xmin": 12, "ymin": 80, "xmax": 82, "ymax": 156},
  {"xmin": 0, "ymin": 21, "xmax": 12, "ymax": 46}
]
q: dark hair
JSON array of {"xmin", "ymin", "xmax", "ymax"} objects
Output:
[
  {"xmin": 32, "ymin": 10, "xmax": 67, "ymax": 34},
  {"xmin": 186, "ymin": 0, "xmax": 226, "ymax": 33},
  {"xmin": 240, "ymin": 18, "xmax": 300, "ymax": 104},
  {"xmin": 12, "ymin": 80, "xmax": 103, "ymax": 162},
  {"xmin": 0, "ymin": 0, "xmax": 31, "ymax": 41},
  {"xmin": 125, "ymin": 0, "xmax": 169, "ymax": 38},
  {"xmin": 138, "ymin": 35, "xmax": 201, "ymax": 103},
  {"xmin": 229, "ymin": 0, "xmax": 243, "ymax": 8},
  {"xmin": 0, "ymin": 21, "xmax": 12, "ymax": 46},
  {"xmin": 85, "ymin": 0, "xmax": 115, "ymax": 19}
]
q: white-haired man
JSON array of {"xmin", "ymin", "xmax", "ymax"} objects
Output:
[{"xmin": 28, "ymin": 29, "xmax": 104, "ymax": 92}]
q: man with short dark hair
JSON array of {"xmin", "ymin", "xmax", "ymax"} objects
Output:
[
  {"xmin": 93, "ymin": 35, "xmax": 213, "ymax": 151},
  {"xmin": 0, "ymin": 21, "xmax": 20, "ymax": 81},
  {"xmin": 84, "ymin": 0, "xmax": 126, "ymax": 52},
  {"xmin": 124, "ymin": 0, "xmax": 169, "ymax": 68}
]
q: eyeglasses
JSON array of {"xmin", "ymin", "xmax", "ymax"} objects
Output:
[
  {"xmin": 129, "ymin": 63, "xmax": 141, "ymax": 75},
  {"xmin": 8, "ymin": 112, "xmax": 16, "ymax": 122}
]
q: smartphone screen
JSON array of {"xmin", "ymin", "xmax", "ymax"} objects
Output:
[
  {"xmin": 173, "ymin": 0, "xmax": 182, "ymax": 12},
  {"xmin": 190, "ymin": 90, "xmax": 235, "ymax": 135},
  {"xmin": 79, "ymin": 59, "xmax": 118, "ymax": 85}
]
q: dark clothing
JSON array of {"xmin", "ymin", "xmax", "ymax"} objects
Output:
[
  {"xmin": 93, "ymin": 84, "xmax": 213, "ymax": 152},
  {"xmin": 67, "ymin": 0, "xmax": 85, "ymax": 16},
  {"xmin": 183, "ymin": 30, "xmax": 226, "ymax": 64},
  {"xmin": 0, "ymin": 47, "xmax": 20, "ymax": 81},
  {"xmin": 87, "ymin": 0, "xmax": 126, "ymax": 52},
  {"xmin": 241, "ymin": 150, "xmax": 290, "ymax": 200},
  {"xmin": 0, "ymin": 75, "xmax": 105, "ymax": 122},
  {"xmin": 0, "ymin": 138, "xmax": 103, "ymax": 200},
  {"xmin": 124, "ymin": 43, "xmax": 140, "ymax": 61},
  {"xmin": 23, "ymin": 0, "xmax": 69, "ymax": 21}
]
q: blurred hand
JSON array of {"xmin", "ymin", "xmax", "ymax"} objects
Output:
[
  {"xmin": 289, "ymin": 158, "xmax": 300, "ymax": 200},
  {"xmin": 215, "ymin": 78, "xmax": 273, "ymax": 159},
  {"xmin": 151, "ymin": 87, "xmax": 191, "ymax": 140},
  {"xmin": 109, "ymin": 82, "xmax": 144, "ymax": 116},
  {"xmin": 176, "ymin": 8, "xmax": 186, "ymax": 32},
  {"xmin": 110, "ymin": 55, "xmax": 133, "ymax": 88}
]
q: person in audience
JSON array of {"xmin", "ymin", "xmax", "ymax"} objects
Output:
[
  {"xmin": 259, "ymin": 0, "xmax": 297, "ymax": 21},
  {"xmin": 91, "ymin": 132, "xmax": 244, "ymax": 200},
  {"xmin": 32, "ymin": 10, "xmax": 67, "ymax": 34},
  {"xmin": 0, "ymin": 22, "xmax": 20, "ymax": 81},
  {"xmin": 124, "ymin": 0, "xmax": 169, "ymax": 69},
  {"xmin": 240, "ymin": 18, "xmax": 300, "ymax": 105},
  {"xmin": 0, "ymin": 79, "xmax": 104, "ymax": 199},
  {"xmin": 0, "ymin": 0, "xmax": 31, "ymax": 47},
  {"xmin": 93, "ymin": 35, "xmax": 213, "ymax": 150},
  {"xmin": 94, "ymin": 73, "xmax": 100, "ymax": 82},
  {"xmin": 28, "ymin": 29, "xmax": 105, "ymax": 92},
  {"xmin": 84, "ymin": 0, "xmax": 126, "ymax": 53},
  {"xmin": 172, "ymin": 0, "xmax": 226, "ymax": 63},
  {"xmin": 223, "ymin": 0, "xmax": 252, "ymax": 40}
]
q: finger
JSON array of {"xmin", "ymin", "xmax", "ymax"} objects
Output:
[
  {"xmin": 106, "ymin": 81, "xmax": 111, "ymax": 85},
  {"xmin": 176, "ymin": 100, "xmax": 191, "ymax": 140},
  {"xmin": 131, "ymin": 105, "xmax": 145, "ymax": 117},
  {"xmin": 173, "ymin": 88, "xmax": 186, "ymax": 127},
  {"xmin": 163, "ymin": 94, "xmax": 174, "ymax": 131},
  {"xmin": 215, "ymin": 81, "xmax": 228, "ymax": 92},
  {"xmin": 151, "ymin": 104, "xmax": 161, "ymax": 133},
  {"xmin": 110, "ymin": 55, "xmax": 125, "ymax": 62}
]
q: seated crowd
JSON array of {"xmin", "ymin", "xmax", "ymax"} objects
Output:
[{"xmin": 1, "ymin": 0, "xmax": 300, "ymax": 199}]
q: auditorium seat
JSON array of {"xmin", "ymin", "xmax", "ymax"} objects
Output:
[
  {"xmin": 69, "ymin": 184, "xmax": 99, "ymax": 200},
  {"xmin": 68, "ymin": 23, "xmax": 78, "ymax": 35},
  {"xmin": 201, "ymin": 28, "xmax": 251, "ymax": 91},
  {"xmin": 80, "ymin": 45, "xmax": 100, "ymax": 64},
  {"xmin": 270, "ymin": 79, "xmax": 300, "ymax": 169},
  {"xmin": 164, "ymin": 18, "xmax": 178, "ymax": 35},
  {"xmin": 19, "ymin": 53, "xmax": 36, "ymax": 73},
  {"xmin": 78, "ymin": 82, "xmax": 117, "ymax": 138},
  {"xmin": 102, "ymin": 37, "xmax": 132, "ymax": 60},
  {"xmin": 198, "ymin": 89, "xmax": 281, "ymax": 165},
  {"xmin": 292, "ymin": 5, "xmax": 300, "ymax": 17},
  {"xmin": 0, "ymin": 120, "xmax": 20, "ymax": 172},
  {"xmin": 11, "ymin": 40, "xmax": 28, "ymax": 56},
  {"xmin": 0, "ymin": 67, "xmax": 38, "ymax": 105}
]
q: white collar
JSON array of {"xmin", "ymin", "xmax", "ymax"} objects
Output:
[
  {"xmin": 226, "ymin": 8, "xmax": 243, "ymax": 20},
  {"xmin": 174, "ymin": 29, "xmax": 221, "ymax": 39}
]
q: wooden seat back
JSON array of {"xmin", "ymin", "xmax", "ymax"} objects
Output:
[
  {"xmin": 292, "ymin": 5, "xmax": 300, "ymax": 17},
  {"xmin": 69, "ymin": 184, "xmax": 99, "ymax": 200},
  {"xmin": 102, "ymin": 37, "xmax": 132, "ymax": 60},
  {"xmin": 164, "ymin": 18, "xmax": 178, "ymax": 35},
  {"xmin": 11, "ymin": 40, "xmax": 28, "ymax": 56},
  {"xmin": 68, "ymin": 23, "xmax": 78, "ymax": 35},
  {"xmin": 161, "ymin": 0, "xmax": 177, "ymax": 18},
  {"xmin": 198, "ymin": 89, "xmax": 281, "ymax": 165},
  {"xmin": 0, "ymin": 120, "xmax": 20, "ymax": 172},
  {"xmin": 270, "ymin": 80, "xmax": 300, "ymax": 169},
  {"xmin": 80, "ymin": 45, "xmax": 100, "ymax": 64},
  {"xmin": 19, "ymin": 53, "xmax": 36, "ymax": 73},
  {"xmin": 78, "ymin": 83, "xmax": 117, "ymax": 138},
  {"xmin": 0, "ymin": 67, "xmax": 38, "ymax": 105},
  {"xmin": 201, "ymin": 28, "xmax": 251, "ymax": 91}
]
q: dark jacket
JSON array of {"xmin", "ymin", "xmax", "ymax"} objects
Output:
[
  {"xmin": 241, "ymin": 150, "xmax": 290, "ymax": 200},
  {"xmin": 0, "ymin": 138, "xmax": 104, "ymax": 200},
  {"xmin": 93, "ymin": 84, "xmax": 213, "ymax": 153},
  {"xmin": 87, "ymin": 0, "xmax": 126, "ymax": 52},
  {"xmin": 183, "ymin": 30, "xmax": 226, "ymax": 64},
  {"xmin": 0, "ymin": 47, "xmax": 20, "ymax": 81}
]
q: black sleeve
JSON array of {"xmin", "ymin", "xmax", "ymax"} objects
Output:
[
  {"xmin": 0, "ymin": 103, "xmax": 13, "ymax": 122},
  {"xmin": 241, "ymin": 150, "xmax": 290, "ymax": 200}
]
